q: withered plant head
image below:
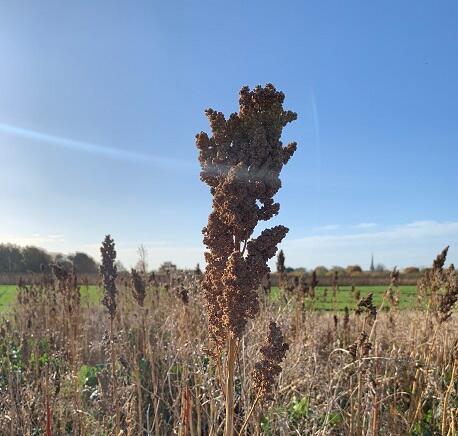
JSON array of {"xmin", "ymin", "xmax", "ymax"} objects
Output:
[
  {"xmin": 356, "ymin": 292, "xmax": 377, "ymax": 320},
  {"xmin": 51, "ymin": 263, "xmax": 69, "ymax": 284},
  {"xmin": 196, "ymin": 84, "xmax": 297, "ymax": 350},
  {"xmin": 438, "ymin": 264, "xmax": 458, "ymax": 323},
  {"xmin": 176, "ymin": 285, "xmax": 189, "ymax": 305},
  {"xmin": 385, "ymin": 267, "xmax": 401, "ymax": 308},
  {"xmin": 390, "ymin": 267, "xmax": 400, "ymax": 286},
  {"xmin": 348, "ymin": 331, "xmax": 372, "ymax": 360},
  {"xmin": 354, "ymin": 288, "xmax": 361, "ymax": 301},
  {"xmin": 332, "ymin": 270, "xmax": 339, "ymax": 287},
  {"xmin": 261, "ymin": 272, "xmax": 271, "ymax": 295},
  {"xmin": 130, "ymin": 268, "xmax": 146, "ymax": 307},
  {"xmin": 433, "ymin": 246, "xmax": 449, "ymax": 271},
  {"xmin": 333, "ymin": 314, "xmax": 339, "ymax": 330},
  {"xmin": 297, "ymin": 273, "xmax": 307, "ymax": 297},
  {"xmin": 277, "ymin": 249, "xmax": 286, "ymax": 275},
  {"xmin": 148, "ymin": 271, "xmax": 158, "ymax": 286},
  {"xmin": 343, "ymin": 306, "xmax": 350, "ymax": 330},
  {"xmin": 51, "ymin": 263, "xmax": 80, "ymax": 313},
  {"xmin": 253, "ymin": 321, "xmax": 289, "ymax": 402},
  {"xmin": 100, "ymin": 235, "xmax": 118, "ymax": 320},
  {"xmin": 310, "ymin": 269, "xmax": 318, "ymax": 289},
  {"xmin": 419, "ymin": 246, "xmax": 455, "ymax": 318}
]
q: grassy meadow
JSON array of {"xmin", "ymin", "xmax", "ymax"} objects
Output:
[
  {"xmin": 0, "ymin": 284, "xmax": 102, "ymax": 313},
  {"xmin": 0, "ymin": 283, "xmax": 419, "ymax": 313}
]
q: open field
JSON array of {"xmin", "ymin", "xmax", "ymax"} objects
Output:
[
  {"xmin": 0, "ymin": 284, "xmax": 102, "ymax": 313},
  {"xmin": 270, "ymin": 285, "xmax": 418, "ymax": 310},
  {"xmin": 1, "ymin": 268, "xmax": 456, "ymax": 435},
  {"xmin": 0, "ymin": 284, "xmax": 419, "ymax": 313}
]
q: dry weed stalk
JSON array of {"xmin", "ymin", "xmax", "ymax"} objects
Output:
[{"xmin": 100, "ymin": 235, "xmax": 120, "ymax": 434}]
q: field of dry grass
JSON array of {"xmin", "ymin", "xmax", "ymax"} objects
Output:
[{"xmin": 0, "ymin": 256, "xmax": 457, "ymax": 435}]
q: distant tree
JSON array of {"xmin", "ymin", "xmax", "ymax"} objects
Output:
[
  {"xmin": 346, "ymin": 265, "xmax": 363, "ymax": 275},
  {"xmin": 68, "ymin": 252, "xmax": 98, "ymax": 273},
  {"xmin": 22, "ymin": 246, "xmax": 52, "ymax": 272},
  {"xmin": 0, "ymin": 244, "xmax": 23, "ymax": 273},
  {"xmin": 53, "ymin": 253, "xmax": 73, "ymax": 271},
  {"xmin": 327, "ymin": 266, "xmax": 345, "ymax": 276},
  {"xmin": 136, "ymin": 244, "xmax": 148, "ymax": 273},
  {"xmin": 403, "ymin": 266, "xmax": 420, "ymax": 274},
  {"xmin": 158, "ymin": 261, "xmax": 177, "ymax": 274},
  {"xmin": 314, "ymin": 266, "xmax": 328, "ymax": 276},
  {"xmin": 375, "ymin": 263, "xmax": 386, "ymax": 273}
]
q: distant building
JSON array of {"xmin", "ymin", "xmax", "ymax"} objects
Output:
[{"xmin": 370, "ymin": 253, "xmax": 375, "ymax": 272}]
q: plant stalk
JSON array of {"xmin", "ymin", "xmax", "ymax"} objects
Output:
[{"xmin": 225, "ymin": 335, "xmax": 237, "ymax": 436}]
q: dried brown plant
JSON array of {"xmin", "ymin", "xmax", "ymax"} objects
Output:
[
  {"xmin": 130, "ymin": 268, "xmax": 146, "ymax": 308},
  {"xmin": 355, "ymin": 292, "xmax": 377, "ymax": 320},
  {"xmin": 253, "ymin": 321, "xmax": 289, "ymax": 402},
  {"xmin": 438, "ymin": 264, "xmax": 458, "ymax": 323},
  {"xmin": 196, "ymin": 83, "xmax": 296, "ymax": 434},
  {"xmin": 100, "ymin": 235, "xmax": 118, "ymax": 320},
  {"xmin": 99, "ymin": 234, "xmax": 120, "ymax": 434}
]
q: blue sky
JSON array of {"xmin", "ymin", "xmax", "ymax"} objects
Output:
[{"xmin": 1, "ymin": 1, "xmax": 457, "ymax": 270}]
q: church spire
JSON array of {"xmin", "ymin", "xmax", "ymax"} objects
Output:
[{"xmin": 370, "ymin": 253, "xmax": 375, "ymax": 272}]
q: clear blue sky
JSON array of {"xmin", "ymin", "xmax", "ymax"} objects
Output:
[{"xmin": 1, "ymin": 1, "xmax": 457, "ymax": 270}]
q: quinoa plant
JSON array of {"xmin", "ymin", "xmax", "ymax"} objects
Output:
[
  {"xmin": 100, "ymin": 235, "xmax": 120, "ymax": 434},
  {"xmin": 196, "ymin": 83, "xmax": 297, "ymax": 434}
]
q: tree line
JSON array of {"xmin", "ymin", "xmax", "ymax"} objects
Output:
[{"xmin": 0, "ymin": 243, "xmax": 99, "ymax": 274}]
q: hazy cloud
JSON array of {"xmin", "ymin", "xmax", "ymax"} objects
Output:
[
  {"xmin": 280, "ymin": 221, "xmax": 458, "ymax": 269},
  {"xmin": 353, "ymin": 222, "xmax": 377, "ymax": 229},
  {"xmin": 312, "ymin": 224, "xmax": 341, "ymax": 231},
  {"xmin": 0, "ymin": 233, "xmax": 64, "ymax": 246}
]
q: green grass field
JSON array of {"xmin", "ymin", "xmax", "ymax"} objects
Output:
[
  {"xmin": 270, "ymin": 285, "xmax": 418, "ymax": 311},
  {"xmin": 0, "ymin": 284, "xmax": 102, "ymax": 313},
  {"xmin": 0, "ymin": 283, "xmax": 419, "ymax": 313}
]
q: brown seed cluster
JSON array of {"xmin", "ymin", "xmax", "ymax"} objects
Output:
[
  {"xmin": 253, "ymin": 321, "xmax": 289, "ymax": 402},
  {"xmin": 438, "ymin": 264, "xmax": 458, "ymax": 323},
  {"xmin": 343, "ymin": 306, "xmax": 350, "ymax": 330},
  {"xmin": 131, "ymin": 268, "xmax": 146, "ymax": 308},
  {"xmin": 51, "ymin": 263, "xmax": 80, "ymax": 314},
  {"xmin": 100, "ymin": 235, "xmax": 118, "ymax": 320},
  {"xmin": 418, "ymin": 246, "xmax": 458, "ymax": 323},
  {"xmin": 433, "ymin": 246, "xmax": 449, "ymax": 270},
  {"xmin": 386, "ymin": 267, "xmax": 400, "ymax": 308},
  {"xmin": 309, "ymin": 269, "xmax": 319, "ymax": 298},
  {"xmin": 296, "ymin": 273, "xmax": 308, "ymax": 298},
  {"xmin": 355, "ymin": 292, "xmax": 377, "ymax": 320},
  {"xmin": 348, "ymin": 331, "xmax": 372, "ymax": 360},
  {"xmin": 276, "ymin": 249, "xmax": 286, "ymax": 275},
  {"xmin": 196, "ymin": 84, "xmax": 297, "ymax": 350}
]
